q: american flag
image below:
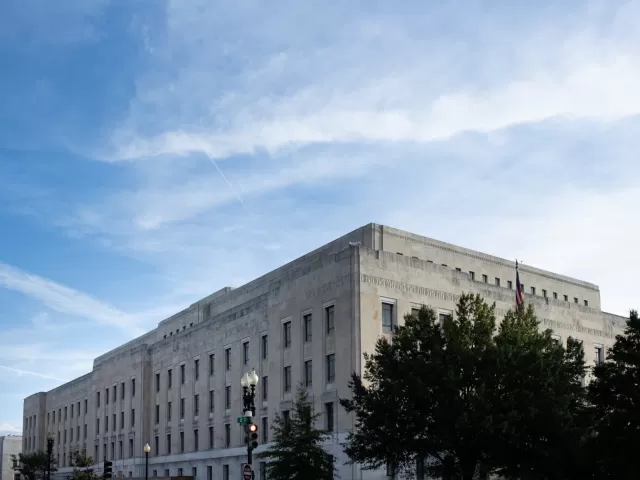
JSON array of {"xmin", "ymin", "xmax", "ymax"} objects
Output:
[{"xmin": 515, "ymin": 260, "xmax": 524, "ymax": 314}]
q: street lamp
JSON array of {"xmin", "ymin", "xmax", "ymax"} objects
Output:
[
  {"xmin": 143, "ymin": 443, "xmax": 151, "ymax": 480},
  {"xmin": 46, "ymin": 433, "xmax": 54, "ymax": 480},
  {"xmin": 241, "ymin": 370, "xmax": 260, "ymax": 467}
]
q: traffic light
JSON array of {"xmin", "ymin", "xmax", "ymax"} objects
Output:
[
  {"xmin": 103, "ymin": 460, "xmax": 113, "ymax": 479},
  {"xmin": 247, "ymin": 423, "xmax": 258, "ymax": 449}
]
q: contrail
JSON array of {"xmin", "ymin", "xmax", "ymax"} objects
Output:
[
  {"xmin": 0, "ymin": 365, "xmax": 67, "ymax": 382},
  {"xmin": 206, "ymin": 157, "xmax": 252, "ymax": 215}
]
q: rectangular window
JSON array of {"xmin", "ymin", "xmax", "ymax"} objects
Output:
[
  {"xmin": 469, "ymin": 271, "xmax": 475, "ymax": 281},
  {"xmin": 574, "ymin": 297, "xmax": 579, "ymax": 304},
  {"xmin": 84, "ymin": 423, "xmax": 87, "ymax": 438},
  {"xmin": 194, "ymin": 429, "xmax": 199, "ymax": 451},
  {"xmin": 166, "ymin": 434, "xmax": 171, "ymax": 455},
  {"xmin": 223, "ymin": 465, "xmax": 229, "ymax": 480},
  {"xmin": 167, "ymin": 402, "xmax": 172, "ymax": 421},
  {"xmin": 111, "ymin": 442, "xmax": 114, "ymax": 459},
  {"xmin": 495, "ymin": 277, "xmax": 500, "ymax": 287},
  {"xmin": 225, "ymin": 348, "xmax": 231, "ymax": 370},
  {"xmin": 261, "ymin": 335, "xmax": 268, "ymax": 359},
  {"xmin": 180, "ymin": 398, "xmax": 185, "ymax": 419},
  {"xmin": 192, "ymin": 468, "xmax": 196, "ymax": 479},
  {"xmin": 209, "ymin": 426, "xmax": 214, "ymax": 448},
  {"xmin": 96, "ymin": 418, "xmax": 99, "ymax": 435},
  {"xmin": 542, "ymin": 289, "xmax": 547, "ymax": 298},
  {"xmin": 382, "ymin": 302, "xmax": 394, "ymax": 332},
  {"xmin": 155, "ymin": 405, "xmax": 160, "ymax": 424},
  {"xmin": 283, "ymin": 321, "xmax": 292, "ymax": 348},
  {"xmin": 594, "ymin": 345, "xmax": 604, "ymax": 365},
  {"xmin": 194, "ymin": 394, "xmax": 200, "ymax": 416},
  {"xmin": 304, "ymin": 360, "xmax": 312, "ymax": 387},
  {"xmin": 113, "ymin": 385, "xmax": 117, "ymax": 402},
  {"xmin": 121, "ymin": 381, "xmax": 125, "ymax": 399},
  {"xmin": 180, "ymin": 432, "xmax": 184, "ymax": 452},
  {"xmin": 326, "ymin": 354, "xmax": 335, "ymax": 383},
  {"xmin": 325, "ymin": 305, "xmax": 335, "ymax": 334},
  {"xmin": 194, "ymin": 359, "xmax": 200, "ymax": 381},
  {"xmin": 507, "ymin": 280, "xmax": 513, "ymax": 289},
  {"xmin": 129, "ymin": 438, "xmax": 133, "ymax": 457},
  {"xmin": 131, "ymin": 378, "xmax": 135, "ymax": 396},
  {"xmin": 585, "ymin": 300, "xmax": 589, "ymax": 307},
  {"xmin": 207, "ymin": 466, "xmax": 212, "ymax": 480},
  {"xmin": 155, "ymin": 373, "xmax": 160, "ymax": 392},
  {"xmin": 71, "ymin": 404, "xmax": 74, "ymax": 418},
  {"xmin": 564, "ymin": 295, "xmax": 568, "ymax": 301},
  {"xmin": 225, "ymin": 386, "xmax": 231, "ymax": 410},
  {"xmin": 120, "ymin": 411, "xmax": 124, "ymax": 429},
  {"xmin": 259, "ymin": 463, "xmax": 266, "ymax": 480},
  {"xmin": 243, "ymin": 342, "xmax": 249, "ymax": 365},
  {"xmin": 209, "ymin": 390, "xmax": 214, "ymax": 413},
  {"xmin": 282, "ymin": 411, "xmax": 290, "ymax": 431},
  {"xmin": 112, "ymin": 413, "xmax": 116, "ymax": 431},
  {"xmin": 118, "ymin": 441, "xmax": 122, "ymax": 459},
  {"xmin": 283, "ymin": 366, "xmax": 292, "ymax": 392},
  {"xmin": 303, "ymin": 314, "xmax": 312, "ymax": 342},
  {"xmin": 85, "ymin": 399, "xmax": 88, "ymax": 414},
  {"xmin": 482, "ymin": 274, "xmax": 488, "ymax": 283},
  {"xmin": 553, "ymin": 292, "xmax": 558, "ymax": 299},
  {"xmin": 106, "ymin": 388, "xmax": 109, "ymax": 405},
  {"xmin": 262, "ymin": 376, "xmax": 268, "ymax": 401},
  {"xmin": 209, "ymin": 353, "xmax": 215, "ymax": 375},
  {"xmin": 97, "ymin": 391, "xmax": 100, "ymax": 407},
  {"xmin": 411, "ymin": 308, "xmax": 420, "ymax": 318},
  {"xmin": 531, "ymin": 286, "xmax": 536, "ymax": 295},
  {"xmin": 131, "ymin": 409, "xmax": 135, "ymax": 427},
  {"xmin": 325, "ymin": 402, "xmax": 334, "ymax": 432},
  {"xmin": 154, "ymin": 436, "xmax": 159, "ymax": 456},
  {"xmin": 180, "ymin": 364, "xmax": 185, "ymax": 384},
  {"xmin": 224, "ymin": 424, "xmax": 231, "ymax": 448},
  {"xmin": 261, "ymin": 417, "xmax": 268, "ymax": 443},
  {"xmin": 168, "ymin": 369, "xmax": 173, "ymax": 388},
  {"xmin": 65, "ymin": 406, "xmax": 68, "ymax": 419}
]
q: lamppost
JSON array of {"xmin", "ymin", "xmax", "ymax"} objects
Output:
[
  {"xmin": 240, "ymin": 369, "xmax": 259, "ymax": 466},
  {"xmin": 46, "ymin": 433, "xmax": 54, "ymax": 480},
  {"xmin": 143, "ymin": 443, "xmax": 150, "ymax": 480}
]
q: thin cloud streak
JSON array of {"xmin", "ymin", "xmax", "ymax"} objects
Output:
[{"xmin": 0, "ymin": 365, "xmax": 67, "ymax": 382}]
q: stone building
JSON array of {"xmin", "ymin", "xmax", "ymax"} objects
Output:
[
  {"xmin": 22, "ymin": 223, "xmax": 626, "ymax": 480},
  {"xmin": 0, "ymin": 436, "xmax": 22, "ymax": 480}
]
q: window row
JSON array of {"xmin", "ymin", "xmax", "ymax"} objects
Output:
[
  {"xmin": 162, "ymin": 321, "xmax": 196, "ymax": 339},
  {"xmin": 282, "ymin": 305, "xmax": 335, "ymax": 349},
  {"xmin": 96, "ymin": 379, "xmax": 136, "ymax": 408},
  {"xmin": 467, "ymin": 271, "xmax": 589, "ymax": 306},
  {"xmin": 49, "ymin": 424, "xmax": 89, "ymax": 445},
  {"xmin": 95, "ymin": 409, "xmax": 135, "ymax": 434},
  {"xmin": 283, "ymin": 354, "xmax": 336, "ymax": 392}
]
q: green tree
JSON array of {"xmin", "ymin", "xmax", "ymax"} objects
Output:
[
  {"xmin": 340, "ymin": 294, "xmax": 588, "ymax": 480},
  {"xmin": 259, "ymin": 383, "xmax": 335, "ymax": 480},
  {"xmin": 10, "ymin": 451, "xmax": 57, "ymax": 480},
  {"xmin": 70, "ymin": 449, "xmax": 100, "ymax": 480},
  {"xmin": 588, "ymin": 310, "xmax": 640, "ymax": 479}
]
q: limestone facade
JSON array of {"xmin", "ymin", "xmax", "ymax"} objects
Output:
[
  {"xmin": 0, "ymin": 436, "xmax": 22, "ymax": 480},
  {"xmin": 22, "ymin": 223, "xmax": 626, "ymax": 480}
]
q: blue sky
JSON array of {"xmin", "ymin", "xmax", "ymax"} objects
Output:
[{"xmin": 1, "ymin": 0, "xmax": 640, "ymax": 435}]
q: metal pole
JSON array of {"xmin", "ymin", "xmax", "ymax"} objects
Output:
[{"xmin": 144, "ymin": 452, "xmax": 148, "ymax": 480}]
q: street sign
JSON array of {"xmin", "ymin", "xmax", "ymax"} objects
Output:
[
  {"xmin": 242, "ymin": 464, "xmax": 252, "ymax": 480},
  {"xmin": 237, "ymin": 416, "xmax": 249, "ymax": 424}
]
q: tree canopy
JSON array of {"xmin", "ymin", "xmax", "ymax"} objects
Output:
[
  {"xmin": 588, "ymin": 310, "xmax": 640, "ymax": 479},
  {"xmin": 11, "ymin": 451, "xmax": 57, "ymax": 480},
  {"xmin": 340, "ymin": 293, "xmax": 588, "ymax": 480},
  {"xmin": 259, "ymin": 383, "xmax": 335, "ymax": 480},
  {"xmin": 70, "ymin": 449, "xmax": 100, "ymax": 480}
]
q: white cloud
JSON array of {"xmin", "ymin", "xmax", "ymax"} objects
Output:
[
  {"xmin": 0, "ymin": 262, "xmax": 149, "ymax": 332},
  {"xmin": 100, "ymin": 2, "xmax": 640, "ymax": 163},
  {"xmin": 0, "ymin": 365, "xmax": 67, "ymax": 383},
  {"xmin": 0, "ymin": 422, "xmax": 21, "ymax": 435}
]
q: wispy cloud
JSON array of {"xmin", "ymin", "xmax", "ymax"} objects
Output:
[
  {"xmin": 0, "ymin": 262, "xmax": 132, "ymax": 328},
  {"xmin": 0, "ymin": 365, "xmax": 67, "ymax": 383}
]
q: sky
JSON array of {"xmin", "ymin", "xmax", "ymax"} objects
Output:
[{"xmin": 1, "ymin": 0, "xmax": 640, "ymax": 436}]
